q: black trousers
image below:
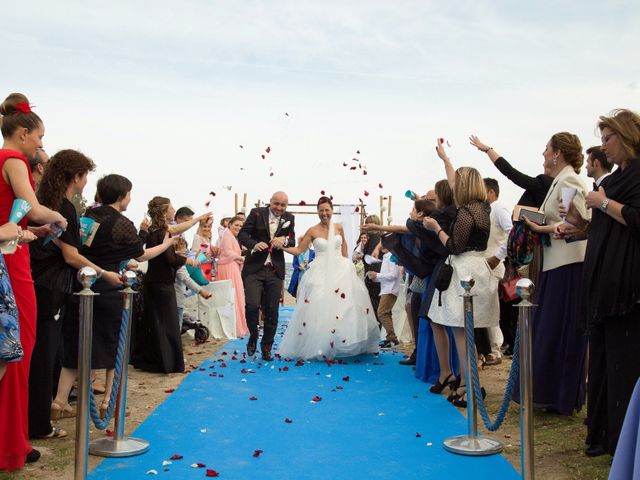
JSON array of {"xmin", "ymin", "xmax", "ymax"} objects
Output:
[
  {"xmin": 28, "ymin": 285, "xmax": 66, "ymax": 437},
  {"xmin": 365, "ymin": 277, "xmax": 381, "ymax": 323},
  {"xmin": 586, "ymin": 308, "xmax": 640, "ymax": 454},
  {"xmin": 243, "ymin": 266, "xmax": 283, "ymax": 349},
  {"xmin": 499, "ymin": 296, "xmax": 520, "ymax": 354}
]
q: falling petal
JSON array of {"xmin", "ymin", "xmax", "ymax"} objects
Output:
[
  {"xmin": 266, "ymin": 147, "xmax": 271, "ymax": 153},
  {"xmin": 378, "ymin": 183, "xmax": 383, "ymax": 188},
  {"xmin": 253, "ymin": 449, "xmax": 264, "ymax": 458}
]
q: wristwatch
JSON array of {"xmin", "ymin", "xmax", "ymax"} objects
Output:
[{"xmin": 600, "ymin": 197, "xmax": 609, "ymax": 212}]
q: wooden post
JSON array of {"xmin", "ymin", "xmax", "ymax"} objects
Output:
[
  {"xmin": 242, "ymin": 193, "xmax": 247, "ymax": 210},
  {"xmin": 234, "ymin": 193, "xmax": 238, "ymax": 214},
  {"xmin": 387, "ymin": 195, "xmax": 392, "ymax": 225}
]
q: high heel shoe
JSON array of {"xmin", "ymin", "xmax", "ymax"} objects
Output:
[
  {"xmin": 51, "ymin": 400, "xmax": 76, "ymax": 420},
  {"xmin": 453, "ymin": 387, "xmax": 487, "ymax": 408},
  {"xmin": 447, "ymin": 385, "xmax": 465, "ymax": 403},
  {"xmin": 429, "ymin": 373, "xmax": 455, "ymax": 394}
]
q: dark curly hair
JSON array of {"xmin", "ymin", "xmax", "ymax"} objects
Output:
[
  {"xmin": 37, "ymin": 149, "xmax": 95, "ymax": 211},
  {"xmin": 148, "ymin": 196, "xmax": 171, "ymax": 232}
]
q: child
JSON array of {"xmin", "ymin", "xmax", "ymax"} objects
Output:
[
  {"xmin": 368, "ymin": 245, "xmax": 402, "ymax": 348},
  {"xmin": 174, "ymin": 238, "xmax": 212, "ymax": 331}
]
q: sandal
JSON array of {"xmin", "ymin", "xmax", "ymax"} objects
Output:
[
  {"xmin": 453, "ymin": 387, "xmax": 486, "ymax": 408},
  {"xmin": 51, "ymin": 400, "xmax": 76, "ymax": 420},
  {"xmin": 34, "ymin": 426, "xmax": 68, "ymax": 439}
]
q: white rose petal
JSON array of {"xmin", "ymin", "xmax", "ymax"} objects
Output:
[
  {"xmin": 146, "ymin": 470, "xmax": 158, "ymax": 475},
  {"xmin": 162, "ymin": 461, "xmax": 172, "ymax": 466},
  {"xmin": 200, "ymin": 428, "xmax": 207, "ymax": 433},
  {"xmin": 427, "ymin": 442, "xmax": 433, "ymax": 447}
]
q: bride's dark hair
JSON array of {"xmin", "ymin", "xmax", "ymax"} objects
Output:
[{"xmin": 317, "ymin": 196, "xmax": 333, "ymax": 209}]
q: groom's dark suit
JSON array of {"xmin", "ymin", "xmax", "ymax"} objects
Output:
[{"xmin": 238, "ymin": 207, "xmax": 295, "ymax": 353}]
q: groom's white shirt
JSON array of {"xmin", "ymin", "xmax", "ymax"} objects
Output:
[{"xmin": 265, "ymin": 210, "xmax": 280, "ymax": 265}]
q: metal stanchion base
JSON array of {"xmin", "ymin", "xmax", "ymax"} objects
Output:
[
  {"xmin": 89, "ymin": 437, "xmax": 150, "ymax": 457},
  {"xmin": 443, "ymin": 435, "xmax": 503, "ymax": 456}
]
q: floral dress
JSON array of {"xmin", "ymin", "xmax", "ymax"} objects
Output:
[{"xmin": 0, "ymin": 253, "xmax": 22, "ymax": 362}]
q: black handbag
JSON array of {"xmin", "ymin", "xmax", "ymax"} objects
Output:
[{"xmin": 434, "ymin": 256, "xmax": 453, "ymax": 306}]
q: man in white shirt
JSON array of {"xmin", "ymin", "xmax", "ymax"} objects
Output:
[
  {"xmin": 483, "ymin": 178, "xmax": 513, "ymax": 365},
  {"xmin": 368, "ymin": 247, "xmax": 402, "ymax": 348},
  {"xmin": 585, "ymin": 145, "xmax": 613, "ymax": 190}
]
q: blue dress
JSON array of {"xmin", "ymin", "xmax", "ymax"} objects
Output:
[{"xmin": 0, "ymin": 253, "xmax": 22, "ymax": 362}]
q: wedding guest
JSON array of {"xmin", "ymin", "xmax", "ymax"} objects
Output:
[
  {"xmin": 351, "ymin": 233, "xmax": 368, "ymax": 280},
  {"xmin": 174, "ymin": 237, "xmax": 211, "ymax": 332},
  {"xmin": 28, "ymin": 148, "xmax": 48, "ymax": 191},
  {"xmin": 424, "ymin": 141, "xmax": 499, "ymax": 408},
  {"xmin": 585, "ymin": 145, "xmax": 613, "ymax": 189},
  {"xmin": 216, "ymin": 215, "xmax": 249, "ymax": 336},
  {"xmin": 482, "ymin": 178, "xmax": 512, "ymax": 366},
  {"xmin": 363, "ymin": 214, "xmax": 382, "ymax": 321},
  {"xmin": 561, "ymin": 109, "xmax": 640, "ymax": 455},
  {"xmin": 521, "ymin": 132, "xmax": 589, "ymax": 416},
  {"xmin": 0, "ymin": 93, "xmax": 68, "ymax": 470},
  {"xmin": 174, "ymin": 206, "xmax": 194, "ymax": 225},
  {"xmin": 368, "ymin": 245, "xmax": 402, "ymax": 348},
  {"xmin": 131, "ymin": 196, "xmax": 190, "ymax": 373},
  {"xmin": 287, "ymin": 236, "xmax": 315, "ymax": 297},
  {"xmin": 29, "ymin": 153, "xmax": 123, "ymax": 433},
  {"xmin": 53, "ymin": 174, "xmax": 178, "ymax": 418},
  {"xmin": 191, "ymin": 217, "xmax": 217, "ymax": 281}
]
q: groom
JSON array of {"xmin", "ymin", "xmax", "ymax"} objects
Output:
[{"xmin": 238, "ymin": 191, "xmax": 295, "ymax": 361}]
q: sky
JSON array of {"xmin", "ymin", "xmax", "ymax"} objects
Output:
[{"xmin": 1, "ymin": 0, "xmax": 639, "ymax": 240}]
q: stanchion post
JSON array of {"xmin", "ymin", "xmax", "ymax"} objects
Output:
[
  {"xmin": 443, "ymin": 276, "xmax": 503, "ymax": 456},
  {"xmin": 74, "ymin": 267, "xmax": 98, "ymax": 480},
  {"xmin": 89, "ymin": 270, "xmax": 150, "ymax": 457},
  {"xmin": 517, "ymin": 278, "xmax": 536, "ymax": 480}
]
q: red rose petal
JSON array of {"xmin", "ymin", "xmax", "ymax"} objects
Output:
[
  {"xmin": 261, "ymin": 154, "xmax": 266, "ymax": 159},
  {"xmin": 106, "ymin": 429, "xmax": 114, "ymax": 437},
  {"xmin": 266, "ymin": 147, "xmax": 271, "ymax": 153},
  {"xmin": 206, "ymin": 469, "xmax": 220, "ymax": 477},
  {"xmin": 170, "ymin": 454, "xmax": 183, "ymax": 460},
  {"xmin": 416, "ymin": 432, "xmax": 422, "ymax": 438},
  {"xmin": 164, "ymin": 389, "xmax": 175, "ymax": 393},
  {"xmin": 378, "ymin": 183, "xmax": 383, "ymax": 188},
  {"xmin": 239, "ymin": 145, "xmax": 244, "ymax": 149},
  {"xmin": 269, "ymin": 172, "xmax": 274, "ymax": 177},
  {"xmin": 320, "ymin": 190, "xmax": 325, "ymax": 195},
  {"xmin": 356, "ymin": 150, "xmax": 361, "ymax": 154},
  {"xmin": 334, "ymin": 288, "xmax": 339, "ymax": 293},
  {"xmin": 312, "ymin": 396, "xmax": 322, "ymax": 402},
  {"xmin": 253, "ymin": 449, "xmax": 264, "ymax": 458},
  {"xmin": 350, "ymin": 166, "xmax": 357, "ymax": 170},
  {"xmin": 285, "ymin": 112, "xmax": 289, "ymax": 116},
  {"xmin": 340, "ymin": 293, "xmax": 346, "ymax": 299},
  {"xmin": 366, "ymin": 307, "xmax": 370, "ymax": 314},
  {"xmin": 205, "ymin": 201, "xmax": 211, "ymax": 207},
  {"xmin": 209, "ymin": 191, "xmax": 216, "ymax": 196},
  {"xmin": 336, "ymin": 385, "xmax": 344, "ymax": 390},
  {"xmin": 330, "ymin": 195, "xmax": 333, "ymax": 201},
  {"xmin": 195, "ymin": 463, "xmax": 206, "ymax": 468},
  {"xmin": 249, "ymin": 396, "xmax": 258, "ymax": 401},
  {"xmin": 304, "ymin": 299, "xmax": 310, "ymax": 303},
  {"xmin": 354, "ymin": 206, "xmax": 360, "ymax": 213},
  {"xmin": 284, "ymin": 418, "xmax": 293, "ymax": 423},
  {"xmin": 298, "ymin": 200, "xmax": 306, "ymax": 206},
  {"xmin": 282, "ymin": 366, "xmax": 289, "ymax": 371},
  {"xmin": 363, "ymin": 170, "xmax": 368, "ymax": 175},
  {"xmin": 364, "ymin": 190, "xmax": 369, "ymax": 196},
  {"xmin": 342, "ymin": 376, "xmax": 350, "ymax": 381},
  {"xmin": 343, "ymin": 162, "xmax": 348, "ymax": 167}
]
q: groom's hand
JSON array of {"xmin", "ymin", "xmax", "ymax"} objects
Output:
[
  {"xmin": 252, "ymin": 242, "xmax": 270, "ymax": 253},
  {"xmin": 270, "ymin": 236, "xmax": 287, "ymax": 249}
]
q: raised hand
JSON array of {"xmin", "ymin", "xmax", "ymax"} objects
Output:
[
  {"xmin": 469, "ymin": 135, "xmax": 490, "ymax": 152},
  {"xmin": 435, "ymin": 138, "xmax": 450, "ymax": 163}
]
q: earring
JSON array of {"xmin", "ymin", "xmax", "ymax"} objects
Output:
[
  {"xmin": 21, "ymin": 138, "xmax": 26, "ymax": 145},
  {"xmin": 552, "ymin": 156, "xmax": 557, "ymax": 166}
]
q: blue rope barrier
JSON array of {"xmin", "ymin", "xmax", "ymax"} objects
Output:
[
  {"xmin": 89, "ymin": 308, "xmax": 129, "ymax": 430},
  {"xmin": 464, "ymin": 306, "xmax": 521, "ymax": 432}
]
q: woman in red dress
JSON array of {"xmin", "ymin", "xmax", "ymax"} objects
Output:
[
  {"xmin": 215, "ymin": 216, "xmax": 248, "ymax": 337},
  {"xmin": 0, "ymin": 93, "xmax": 67, "ymax": 470}
]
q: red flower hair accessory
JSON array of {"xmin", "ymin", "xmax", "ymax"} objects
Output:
[{"xmin": 15, "ymin": 102, "xmax": 32, "ymax": 114}]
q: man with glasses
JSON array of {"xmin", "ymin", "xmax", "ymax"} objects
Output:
[{"xmin": 28, "ymin": 148, "xmax": 49, "ymax": 192}]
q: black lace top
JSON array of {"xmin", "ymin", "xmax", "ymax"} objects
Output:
[{"xmin": 446, "ymin": 202, "xmax": 491, "ymax": 255}]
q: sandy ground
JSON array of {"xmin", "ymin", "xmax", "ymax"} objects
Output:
[{"xmin": 0, "ymin": 293, "xmax": 611, "ymax": 480}]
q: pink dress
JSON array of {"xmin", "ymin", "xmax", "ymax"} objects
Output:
[{"xmin": 215, "ymin": 230, "xmax": 248, "ymax": 336}]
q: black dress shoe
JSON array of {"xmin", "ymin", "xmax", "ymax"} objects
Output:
[
  {"xmin": 585, "ymin": 444, "xmax": 607, "ymax": 457},
  {"xmin": 399, "ymin": 355, "xmax": 416, "ymax": 366},
  {"xmin": 26, "ymin": 449, "xmax": 41, "ymax": 463},
  {"xmin": 247, "ymin": 337, "xmax": 257, "ymax": 356},
  {"xmin": 261, "ymin": 351, "xmax": 274, "ymax": 362}
]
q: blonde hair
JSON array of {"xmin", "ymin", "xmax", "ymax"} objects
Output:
[
  {"xmin": 598, "ymin": 109, "xmax": 640, "ymax": 162},
  {"xmin": 454, "ymin": 167, "xmax": 487, "ymax": 207},
  {"xmin": 364, "ymin": 214, "xmax": 381, "ymax": 226},
  {"xmin": 550, "ymin": 132, "xmax": 584, "ymax": 173}
]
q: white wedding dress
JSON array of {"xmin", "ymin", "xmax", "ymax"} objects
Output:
[{"xmin": 278, "ymin": 224, "xmax": 380, "ymax": 360}]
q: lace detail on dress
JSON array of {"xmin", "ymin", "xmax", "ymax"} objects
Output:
[
  {"xmin": 446, "ymin": 202, "xmax": 491, "ymax": 254},
  {"xmin": 112, "ymin": 216, "xmax": 140, "ymax": 245}
]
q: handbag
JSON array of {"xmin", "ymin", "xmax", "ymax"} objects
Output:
[
  {"xmin": 499, "ymin": 258, "xmax": 522, "ymax": 302},
  {"xmin": 0, "ymin": 255, "xmax": 23, "ymax": 362},
  {"xmin": 434, "ymin": 256, "xmax": 453, "ymax": 307}
]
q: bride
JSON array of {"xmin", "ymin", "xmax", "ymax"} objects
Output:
[{"xmin": 278, "ymin": 196, "xmax": 380, "ymax": 360}]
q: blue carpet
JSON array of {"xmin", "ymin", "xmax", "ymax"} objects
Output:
[{"xmin": 89, "ymin": 307, "xmax": 520, "ymax": 479}]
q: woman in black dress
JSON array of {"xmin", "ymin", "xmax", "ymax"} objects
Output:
[
  {"xmin": 131, "ymin": 196, "xmax": 188, "ymax": 373},
  {"xmin": 562, "ymin": 109, "xmax": 640, "ymax": 456},
  {"xmin": 28, "ymin": 150, "xmax": 122, "ymax": 438},
  {"xmin": 77, "ymin": 175, "xmax": 177, "ymax": 414}
]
